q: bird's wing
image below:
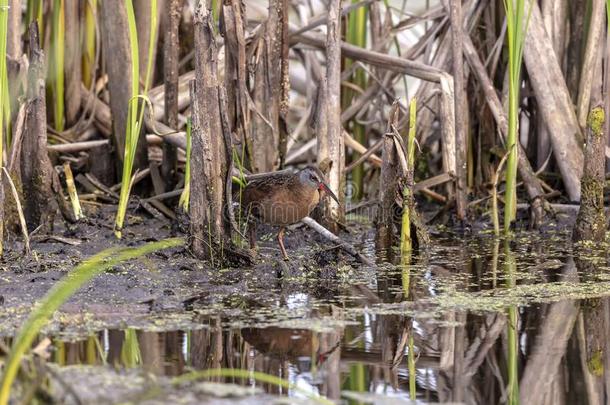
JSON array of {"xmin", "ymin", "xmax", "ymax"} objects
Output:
[{"xmin": 241, "ymin": 172, "xmax": 300, "ymax": 220}]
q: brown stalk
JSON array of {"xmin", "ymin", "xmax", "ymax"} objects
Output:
[
  {"xmin": 376, "ymin": 103, "xmax": 400, "ymax": 254},
  {"xmin": 21, "ymin": 23, "xmax": 75, "ymax": 232},
  {"xmin": 161, "ymin": 0, "xmax": 181, "ymax": 191},
  {"xmin": 449, "ymin": 0, "xmax": 468, "ymax": 220},
  {"xmin": 190, "ymin": 1, "xmax": 230, "ymax": 261},
  {"xmin": 573, "ymin": 106, "xmax": 606, "ymax": 243},
  {"xmin": 99, "ymin": 0, "xmax": 148, "ymax": 172},
  {"xmin": 221, "ymin": 0, "xmax": 251, "ymax": 172},
  {"xmin": 249, "ymin": 0, "xmax": 289, "ymax": 172},
  {"xmin": 64, "ymin": 0, "xmax": 81, "ymax": 129},
  {"xmin": 319, "ymin": 0, "xmax": 345, "ymax": 229},
  {"xmin": 292, "ymin": 32, "xmax": 445, "ymax": 83}
]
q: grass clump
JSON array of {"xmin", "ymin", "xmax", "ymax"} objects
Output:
[
  {"xmin": 502, "ymin": 0, "xmax": 532, "ymax": 234},
  {"xmin": 114, "ymin": 0, "xmax": 158, "ymax": 238}
]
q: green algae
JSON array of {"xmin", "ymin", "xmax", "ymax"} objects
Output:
[{"xmin": 588, "ymin": 350, "xmax": 605, "ymax": 376}]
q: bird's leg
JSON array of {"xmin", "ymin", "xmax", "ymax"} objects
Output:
[
  {"xmin": 248, "ymin": 221, "xmax": 257, "ymax": 249},
  {"xmin": 277, "ymin": 227, "xmax": 289, "ymax": 260}
]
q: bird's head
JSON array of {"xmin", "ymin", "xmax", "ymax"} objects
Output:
[{"xmin": 298, "ymin": 166, "xmax": 340, "ymax": 204}]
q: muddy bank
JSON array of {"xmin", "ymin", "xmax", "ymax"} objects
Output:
[{"xmin": 0, "ymin": 205, "xmax": 371, "ymax": 338}]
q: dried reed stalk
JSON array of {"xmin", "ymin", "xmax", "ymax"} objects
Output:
[
  {"xmin": 190, "ymin": 1, "xmax": 230, "ymax": 262},
  {"xmin": 161, "ymin": 0, "xmax": 181, "ymax": 190}
]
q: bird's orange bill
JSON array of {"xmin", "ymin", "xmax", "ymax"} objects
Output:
[{"xmin": 319, "ymin": 183, "xmax": 340, "ymax": 205}]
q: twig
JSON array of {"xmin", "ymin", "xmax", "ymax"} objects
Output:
[
  {"xmin": 48, "ymin": 139, "xmax": 109, "ymax": 153},
  {"xmin": 144, "ymin": 188, "xmax": 183, "ymax": 202},
  {"xmin": 301, "ymin": 216, "xmax": 374, "ymax": 266},
  {"xmin": 291, "ymin": 32, "xmax": 445, "ymax": 83},
  {"xmin": 345, "ymin": 138, "xmax": 383, "ymax": 172},
  {"xmin": 289, "ymin": 0, "xmax": 374, "ymax": 37}
]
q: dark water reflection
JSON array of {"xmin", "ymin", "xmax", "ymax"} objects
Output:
[
  {"xmin": 43, "ymin": 296, "xmax": 606, "ymax": 404},
  {"xmin": 7, "ymin": 233, "xmax": 610, "ymax": 404}
]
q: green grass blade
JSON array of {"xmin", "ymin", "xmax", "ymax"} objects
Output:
[{"xmin": 0, "ymin": 237, "xmax": 185, "ymax": 405}]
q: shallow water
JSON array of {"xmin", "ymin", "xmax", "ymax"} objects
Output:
[{"xmin": 6, "ymin": 228, "xmax": 610, "ymax": 404}]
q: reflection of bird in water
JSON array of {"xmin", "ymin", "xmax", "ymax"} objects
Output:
[
  {"xmin": 240, "ymin": 327, "xmax": 340, "ymax": 370},
  {"xmin": 241, "ymin": 166, "xmax": 340, "ymax": 260}
]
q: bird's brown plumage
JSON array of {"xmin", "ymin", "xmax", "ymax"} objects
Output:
[
  {"xmin": 242, "ymin": 172, "xmax": 321, "ymax": 226},
  {"xmin": 240, "ymin": 166, "xmax": 336, "ymax": 259}
]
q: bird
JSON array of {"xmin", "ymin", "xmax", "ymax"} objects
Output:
[{"xmin": 240, "ymin": 166, "xmax": 340, "ymax": 260}]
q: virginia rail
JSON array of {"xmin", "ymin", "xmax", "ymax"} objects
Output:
[{"xmin": 242, "ymin": 166, "xmax": 340, "ymax": 260}]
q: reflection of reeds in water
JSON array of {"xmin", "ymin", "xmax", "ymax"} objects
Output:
[
  {"xmin": 504, "ymin": 239, "xmax": 519, "ymax": 405},
  {"xmin": 121, "ymin": 328, "xmax": 142, "ymax": 368}
]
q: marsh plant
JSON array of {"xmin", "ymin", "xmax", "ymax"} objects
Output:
[
  {"xmin": 114, "ymin": 0, "xmax": 158, "ymax": 238},
  {"xmin": 502, "ymin": 0, "xmax": 532, "ymax": 233}
]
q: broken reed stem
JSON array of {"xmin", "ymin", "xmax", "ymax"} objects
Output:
[
  {"xmin": 504, "ymin": 239, "xmax": 519, "ymax": 405},
  {"xmin": 573, "ymin": 106, "xmax": 606, "ymax": 243},
  {"xmin": 400, "ymin": 98, "xmax": 416, "ymax": 255},
  {"xmin": 63, "ymin": 162, "xmax": 84, "ymax": 220},
  {"xmin": 178, "ymin": 117, "xmax": 191, "ymax": 212},
  {"xmin": 162, "ymin": 0, "xmax": 180, "ymax": 191},
  {"xmin": 449, "ymin": 0, "xmax": 467, "ymax": 220}
]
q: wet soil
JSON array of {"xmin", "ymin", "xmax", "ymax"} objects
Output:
[{"xmin": 0, "ymin": 204, "xmax": 368, "ymax": 338}]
